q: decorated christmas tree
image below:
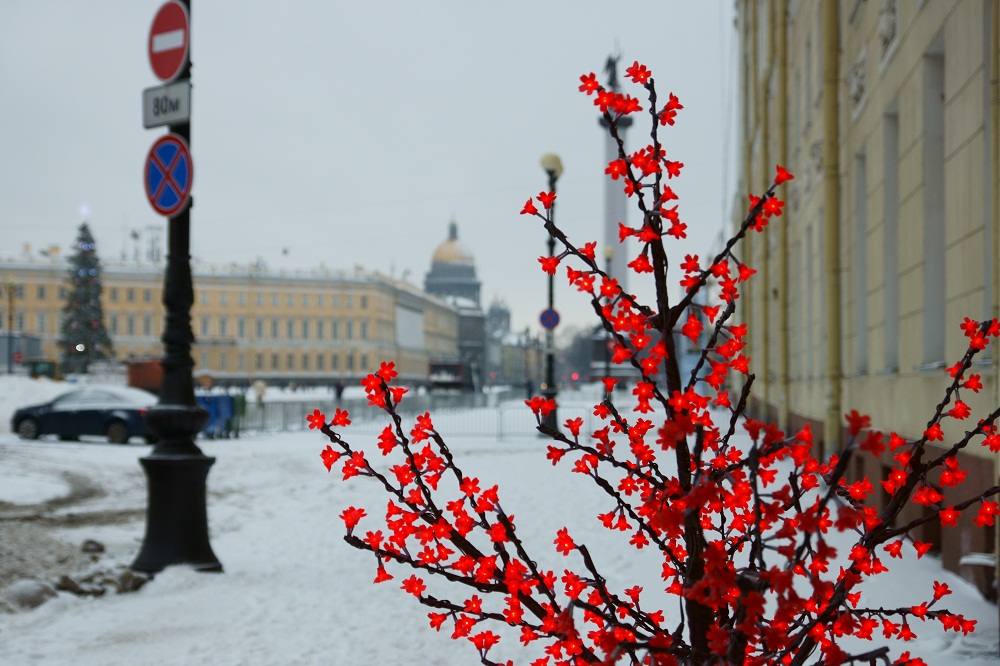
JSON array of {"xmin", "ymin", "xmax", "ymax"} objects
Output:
[{"xmin": 58, "ymin": 223, "xmax": 114, "ymax": 373}]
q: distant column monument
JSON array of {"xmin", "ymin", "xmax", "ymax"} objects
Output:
[{"xmin": 599, "ymin": 53, "xmax": 632, "ymax": 292}]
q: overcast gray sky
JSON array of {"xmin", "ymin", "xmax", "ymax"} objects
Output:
[{"xmin": 1, "ymin": 1, "xmax": 738, "ymax": 333}]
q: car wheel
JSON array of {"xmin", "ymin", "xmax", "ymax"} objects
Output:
[
  {"xmin": 17, "ymin": 418, "xmax": 40, "ymax": 440},
  {"xmin": 106, "ymin": 421, "xmax": 129, "ymax": 444}
]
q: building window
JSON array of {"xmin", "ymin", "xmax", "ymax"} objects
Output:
[
  {"xmin": 201, "ymin": 352, "xmax": 209, "ymax": 369},
  {"xmin": 287, "ymin": 294, "xmax": 294, "ymax": 307},
  {"xmin": 287, "ymin": 353, "xmax": 295, "ymax": 370},
  {"xmin": 201, "ymin": 291, "xmax": 209, "ymax": 305},
  {"xmin": 317, "ymin": 320, "xmax": 325, "ymax": 340},
  {"xmin": 127, "ymin": 288, "xmax": 135, "ymax": 303},
  {"xmin": 143, "ymin": 314, "xmax": 152, "ymax": 336},
  {"xmin": 346, "ymin": 354, "xmax": 354, "ymax": 371},
  {"xmin": 59, "ymin": 287, "xmax": 67, "ymax": 299},
  {"xmin": 360, "ymin": 354, "xmax": 368, "ymax": 371},
  {"xmin": 271, "ymin": 293, "xmax": 279, "ymax": 307},
  {"xmin": 144, "ymin": 289, "xmax": 152, "ymax": 303},
  {"xmin": 346, "ymin": 295, "xmax": 353, "ymax": 309},
  {"xmin": 256, "ymin": 293, "xmax": 264, "ymax": 306},
  {"xmin": 255, "ymin": 318, "xmax": 264, "ymax": 339},
  {"xmin": 922, "ymin": 47, "xmax": 945, "ymax": 366},
  {"xmin": 201, "ymin": 316, "xmax": 209, "ymax": 336},
  {"xmin": 331, "ymin": 295, "xmax": 339, "ymax": 308},
  {"xmin": 302, "ymin": 354, "xmax": 309, "ymax": 370},
  {"xmin": 360, "ymin": 320, "xmax": 369, "ymax": 339},
  {"xmin": 239, "ymin": 292, "xmax": 247, "ymax": 306},
  {"xmin": 126, "ymin": 315, "xmax": 135, "ymax": 336},
  {"xmin": 854, "ymin": 150, "xmax": 868, "ymax": 374},
  {"xmin": 271, "ymin": 319, "xmax": 279, "ymax": 339},
  {"xmin": 37, "ymin": 285, "xmax": 45, "ymax": 300},
  {"xmin": 303, "ymin": 294, "xmax": 310, "ymax": 307},
  {"xmin": 346, "ymin": 321, "xmax": 354, "ymax": 340},
  {"xmin": 220, "ymin": 352, "xmax": 228, "ymax": 371},
  {"xmin": 110, "ymin": 314, "xmax": 119, "ymax": 335},
  {"xmin": 317, "ymin": 354, "xmax": 325, "ymax": 370},
  {"xmin": 332, "ymin": 354, "xmax": 339, "ymax": 370},
  {"xmin": 238, "ymin": 317, "xmax": 246, "ymax": 339},
  {"xmin": 110, "ymin": 287, "xmax": 118, "ymax": 302},
  {"xmin": 360, "ymin": 296, "xmax": 368, "ymax": 309},
  {"xmin": 219, "ymin": 316, "xmax": 228, "ymax": 337},
  {"xmin": 286, "ymin": 319, "xmax": 294, "ymax": 340},
  {"xmin": 238, "ymin": 353, "xmax": 246, "ymax": 371},
  {"xmin": 331, "ymin": 320, "xmax": 339, "ymax": 340},
  {"xmin": 256, "ymin": 353, "xmax": 264, "ymax": 371},
  {"xmin": 36, "ymin": 312, "xmax": 46, "ymax": 335},
  {"xmin": 884, "ymin": 108, "xmax": 900, "ymax": 372},
  {"xmin": 317, "ymin": 294, "xmax": 325, "ymax": 308},
  {"xmin": 271, "ymin": 353, "xmax": 279, "ymax": 370},
  {"xmin": 301, "ymin": 318, "xmax": 309, "ymax": 339},
  {"xmin": 15, "ymin": 312, "xmax": 23, "ymax": 330},
  {"xmin": 220, "ymin": 292, "xmax": 228, "ymax": 305}
]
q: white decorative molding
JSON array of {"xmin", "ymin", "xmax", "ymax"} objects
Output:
[
  {"xmin": 848, "ymin": 45, "xmax": 868, "ymax": 118},
  {"xmin": 877, "ymin": 0, "xmax": 899, "ymax": 70}
]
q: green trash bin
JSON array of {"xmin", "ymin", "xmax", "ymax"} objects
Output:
[{"xmin": 231, "ymin": 394, "xmax": 246, "ymax": 438}]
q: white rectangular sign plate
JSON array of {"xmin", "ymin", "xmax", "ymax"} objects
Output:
[{"xmin": 142, "ymin": 80, "xmax": 191, "ymax": 129}]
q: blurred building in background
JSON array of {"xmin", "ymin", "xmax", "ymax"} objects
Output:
[
  {"xmin": 735, "ymin": 0, "xmax": 997, "ymax": 594},
  {"xmin": 0, "ymin": 251, "xmax": 458, "ymax": 388}
]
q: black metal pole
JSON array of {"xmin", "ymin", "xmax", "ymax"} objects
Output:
[
  {"xmin": 542, "ymin": 169, "xmax": 559, "ymax": 431},
  {"xmin": 603, "ymin": 251, "xmax": 611, "ymax": 385},
  {"xmin": 6, "ymin": 284, "xmax": 14, "ymax": 374},
  {"xmin": 133, "ymin": 0, "xmax": 221, "ymax": 575}
]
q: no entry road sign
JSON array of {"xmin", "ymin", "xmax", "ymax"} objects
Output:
[
  {"xmin": 145, "ymin": 134, "xmax": 193, "ymax": 217},
  {"xmin": 148, "ymin": 1, "xmax": 190, "ymax": 83}
]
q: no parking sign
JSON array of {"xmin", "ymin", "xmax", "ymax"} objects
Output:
[{"xmin": 144, "ymin": 133, "xmax": 193, "ymax": 217}]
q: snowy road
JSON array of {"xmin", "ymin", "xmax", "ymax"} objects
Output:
[{"xmin": 1, "ymin": 403, "xmax": 998, "ymax": 665}]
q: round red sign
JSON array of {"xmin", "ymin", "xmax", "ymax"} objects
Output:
[{"xmin": 148, "ymin": 1, "xmax": 190, "ymax": 83}]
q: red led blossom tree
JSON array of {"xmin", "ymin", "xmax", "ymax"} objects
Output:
[{"xmin": 311, "ymin": 62, "xmax": 1000, "ymax": 665}]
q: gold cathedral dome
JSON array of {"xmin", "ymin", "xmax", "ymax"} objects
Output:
[{"xmin": 431, "ymin": 220, "xmax": 473, "ymax": 264}]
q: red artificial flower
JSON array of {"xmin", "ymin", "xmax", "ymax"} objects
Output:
[
  {"xmin": 306, "ymin": 409, "xmax": 326, "ymax": 430},
  {"xmin": 401, "ymin": 575, "xmax": 426, "ymax": 597},
  {"xmin": 377, "ymin": 361, "xmax": 398, "ymax": 382},
  {"xmin": 554, "ymin": 527, "xmax": 575, "ymax": 555},
  {"xmin": 320, "ymin": 445, "xmax": 341, "ymax": 472},
  {"xmin": 578, "ymin": 72, "xmax": 600, "ymax": 95},
  {"xmin": 845, "ymin": 410, "xmax": 871, "ymax": 436},
  {"xmin": 605, "ymin": 159, "xmax": 628, "ymax": 181},
  {"xmin": 340, "ymin": 506, "xmax": 366, "ymax": 531},
  {"xmin": 521, "ymin": 198, "xmax": 538, "ymax": 216},
  {"xmin": 774, "ymin": 165, "xmax": 794, "ymax": 185},
  {"xmin": 625, "ymin": 60, "xmax": 651, "ymax": 84},
  {"xmin": 538, "ymin": 255, "xmax": 560, "ymax": 275},
  {"xmin": 537, "ymin": 191, "xmax": 556, "ymax": 209},
  {"xmin": 939, "ymin": 506, "xmax": 959, "ymax": 527},
  {"xmin": 331, "ymin": 407, "xmax": 350, "ymax": 427}
]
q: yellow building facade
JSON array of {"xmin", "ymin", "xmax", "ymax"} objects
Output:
[
  {"xmin": 736, "ymin": 0, "xmax": 998, "ymax": 591},
  {"xmin": 0, "ymin": 254, "xmax": 458, "ymax": 385}
]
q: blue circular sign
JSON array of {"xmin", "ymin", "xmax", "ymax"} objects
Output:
[
  {"xmin": 145, "ymin": 133, "xmax": 192, "ymax": 217},
  {"xmin": 540, "ymin": 308, "xmax": 560, "ymax": 330}
]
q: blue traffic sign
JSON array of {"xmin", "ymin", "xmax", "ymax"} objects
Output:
[
  {"xmin": 145, "ymin": 133, "xmax": 192, "ymax": 217},
  {"xmin": 540, "ymin": 308, "xmax": 560, "ymax": 330}
]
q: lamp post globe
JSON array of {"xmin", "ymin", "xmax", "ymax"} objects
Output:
[{"xmin": 539, "ymin": 153, "xmax": 562, "ymax": 432}]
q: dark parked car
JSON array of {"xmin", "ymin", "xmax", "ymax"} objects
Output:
[{"xmin": 11, "ymin": 386, "xmax": 158, "ymax": 444}]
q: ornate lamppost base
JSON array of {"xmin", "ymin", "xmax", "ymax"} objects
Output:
[{"xmin": 132, "ymin": 404, "xmax": 222, "ymax": 574}]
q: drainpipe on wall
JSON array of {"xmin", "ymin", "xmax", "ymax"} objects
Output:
[
  {"xmin": 821, "ymin": 0, "xmax": 842, "ymax": 454},
  {"xmin": 759, "ymin": 0, "xmax": 774, "ymax": 423},
  {"xmin": 746, "ymin": 0, "xmax": 757, "ymax": 414},
  {"xmin": 776, "ymin": 0, "xmax": 790, "ymax": 432},
  {"xmin": 990, "ymin": 0, "xmax": 999, "ymax": 633}
]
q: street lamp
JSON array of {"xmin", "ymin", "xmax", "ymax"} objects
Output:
[
  {"xmin": 539, "ymin": 153, "xmax": 563, "ymax": 431},
  {"xmin": 3, "ymin": 277, "xmax": 16, "ymax": 374},
  {"xmin": 133, "ymin": 0, "xmax": 221, "ymax": 575}
]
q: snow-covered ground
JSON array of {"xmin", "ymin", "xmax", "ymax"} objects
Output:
[{"xmin": 0, "ymin": 376, "xmax": 997, "ymax": 665}]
